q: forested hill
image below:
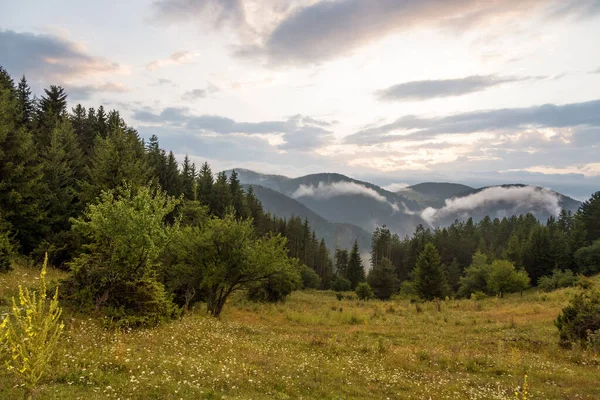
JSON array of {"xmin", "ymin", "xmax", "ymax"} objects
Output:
[
  {"xmin": 246, "ymin": 184, "xmax": 372, "ymax": 252},
  {"xmin": 0, "ymin": 67, "xmax": 344, "ymax": 298}
]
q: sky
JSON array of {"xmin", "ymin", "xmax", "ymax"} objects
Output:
[{"xmin": 1, "ymin": 0, "xmax": 600, "ymax": 199}]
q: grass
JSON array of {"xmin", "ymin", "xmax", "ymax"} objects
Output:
[{"xmin": 1, "ymin": 264, "xmax": 599, "ymax": 399}]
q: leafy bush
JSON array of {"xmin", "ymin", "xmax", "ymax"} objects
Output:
[
  {"xmin": 458, "ymin": 252, "xmax": 492, "ymax": 298},
  {"xmin": 486, "ymin": 260, "xmax": 530, "ymax": 297},
  {"xmin": 246, "ymin": 261, "xmax": 301, "ymax": 303},
  {"xmin": 471, "ymin": 291, "xmax": 489, "ymax": 301},
  {"xmin": 399, "ymin": 280, "xmax": 417, "ymax": 298},
  {"xmin": 61, "ymin": 184, "xmax": 180, "ymax": 327},
  {"xmin": 0, "ymin": 226, "xmax": 12, "ymax": 273},
  {"xmin": 574, "ymin": 240, "xmax": 600, "ymax": 275},
  {"xmin": 555, "ymin": 290, "xmax": 600, "ymax": 348},
  {"xmin": 300, "ymin": 265, "xmax": 321, "ymax": 289},
  {"xmin": 538, "ymin": 269, "xmax": 577, "ymax": 292},
  {"xmin": 355, "ymin": 282, "xmax": 374, "ymax": 300},
  {"xmin": 0, "ymin": 254, "xmax": 64, "ymax": 399},
  {"xmin": 331, "ymin": 276, "xmax": 351, "ymax": 292}
]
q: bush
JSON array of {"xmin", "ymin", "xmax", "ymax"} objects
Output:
[
  {"xmin": 471, "ymin": 291, "xmax": 489, "ymax": 301},
  {"xmin": 574, "ymin": 240, "xmax": 600, "ymax": 275},
  {"xmin": 538, "ymin": 269, "xmax": 577, "ymax": 292},
  {"xmin": 486, "ymin": 260, "xmax": 530, "ymax": 297},
  {"xmin": 247, "ymin": 264, "xmax": 301, "ymax": 303},
  {"xmin": 331, "ymin": 276, "xmax": 351, "ymax": 292},
  {"xmin": 555, "ymin": 290, "xmax": 600, "ymax": 348},
  {"xmin": 61, "ymin": 184, "xmax": 181, "ymax": 327},
  {"xmin": 355, "ymin": 282, "xmax": 374, "ymax": 300},
  {"xmin": 0, "ymin": 254, "xmax": 64, "ymax": 399},
  {"xmin": 399, "ymin": 280, "xmax": 417, "ymax": 298},
  {"xmin": 368, "ymin": 258, "xmax": 400, "ymax": 300},
  {"xmin": 300, "ymin": 265, "xmax": 321, "ymax": 289},
  {"xmin": 0, "ymin": 227, "xmax": 12, "ymax": 273}
]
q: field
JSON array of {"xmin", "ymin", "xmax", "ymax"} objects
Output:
[{"xmin": 1, "ymin": 264, "xmax": 599, "ymax": 400}]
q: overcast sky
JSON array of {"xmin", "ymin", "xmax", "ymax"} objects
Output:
[{"xmin": 2, "ymin": 0, "xmax": 600, "ymax": 199}]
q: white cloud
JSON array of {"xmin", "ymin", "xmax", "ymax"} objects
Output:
[
  {"xmin": 292, "ymin": 181, "xmax": 399, "ymax": 211},
  {"xmin": 421, "ymin": 186, "xmax": 562, "ymax": 225},
  {"xmin": 382, "ymin": 182, "xmax": 410, "ymax": 192},
  {"xmin": 146, "ymin": 51, "xmax": 196, "ymax": 71},
  {"xmin": 507, "ymin": 163, "xmax": 600, "ymax": 177}
]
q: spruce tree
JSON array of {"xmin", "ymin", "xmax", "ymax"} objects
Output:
[
  {"xmin": 578, "ymin": 191, "xmax": 600, "ymax": 243},
  {"xmin": 16, "ymin": 76, "xmax": 34, "ymax": 128},
  {"xmin": 181, "ymin": 155, "xmax": 197, "ymax": 200},
  {"xmin": 211, "ymin": 172, "xmax": 232, "ymax": 218},
  {"xmin": 197, "ymin": 162, "xmax": 214, "ymax": 209},
  {"xmin": 229, "ymin": 170, "xmax": 249, "ymax": 220},
  {"xmin": 367, "ymin": 258, "xmax": 399, "ymax": 300},
  {"xmin": 347, "ymin": 240, "xmax": 365, "ymax": 289},
  {"xmin": 334, "ymin": 249, "xmax": 349, "ymax": 278},
  {"xmin": 413, "ymin": 243, "xmax": 448, "ymax": 300}
]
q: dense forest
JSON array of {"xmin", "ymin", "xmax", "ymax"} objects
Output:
[
  {"xmin": 0, "ymin": 66, "xmax": 343, "ymax": 324},
  {"xmin": 2, "ymin": 63, "xmax": 600, "ymax": 324}
]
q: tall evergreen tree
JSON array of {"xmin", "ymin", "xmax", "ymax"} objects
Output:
[
  {"xmin": 0, "ymin": 81, "xmax": 46, "ymax": 252},
  {"xmin": 197, "ymin": 162, "xmax": 214, "ymax": 208},
  {"xmin": 229, "ymin": 170, "xmax": 248, "ymax": 220},
  {"xmin": 367, "ymin": 258, "xmax": 399, "ymax": 300},
  {"xmin": 16, "ymin": 76, "xmax": 34, "ymax": 128},
  {"xmin": 181, "ymin": 155, "xmax": 197, "ymax": 200},
  {"xmin": 35, "ymin": 85, "xmax": 68, "ymax": 145},
  {"xmin": 577, "ymin": 191, "xmax": 600, "ymax": 243},
  {"xmin": 334, "ymin": 249, "xmax": 349, "ymax": 278},
  {"xmin": 211, "ymin": 172, "xmax": 232, "ymax": 218},
  {"xmin": 347, "ymin": 240, "xmax": 365, "ymax": 289},
  {"xmin": 413, "ymin": 243, "xmax": 448, "ymax": 300}
]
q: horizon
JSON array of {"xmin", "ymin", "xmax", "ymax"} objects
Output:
[{"xmin": 2, "ymin": 0, "xmax": 599, "ymax": 199}]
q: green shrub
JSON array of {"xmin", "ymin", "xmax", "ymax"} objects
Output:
[
  {"xmin": 300, "ymin": 265, "xmax": 321, "ymax": 289},
  {"xmin": 399, "ymin": 280, "xmax": 417, "ymax": 298},
  {"xmin": 538, "ymin": 269, "xmax": 577, "ymax": 292},
  {"xmin": 574, "ymin": 240, "xmax": 600, "ymax": 275},
  {"xmin": 355, "ymin": 282, "xmax": 374, "ymax": 300},
  {"xmin": 0, "ymin": 254, "xmax": 64, "ymax": 399},
  {"xmin": 0, "ymin": 228, "xmax": 12, "ymax": 273},
  {"xmin": 555, "ymin": 290, "xmax": 600, "ymax": 348},
  {"xmin": 331, "ymin": 276, "xmax": 351, "ymax": 292},
  {"xmin": 471, "ymin": 291, "xmax": 489, "ymax": 301}
]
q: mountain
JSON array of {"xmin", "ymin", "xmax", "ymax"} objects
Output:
[
  {"xmin": 230, "ymin": 169, "xmax": 583, "ymax": 239},
  {"xmin": 246, "ymin": 184, "xmax": 371, "ymax": 251}
]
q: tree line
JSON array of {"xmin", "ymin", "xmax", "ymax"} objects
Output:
[
  {"xmin": 0, "ymin": 66, "xmax": 346, "ymax": 323},
  {"xmin": 361, "ymin": 197, "xmax": 600, "ymax": 300}
]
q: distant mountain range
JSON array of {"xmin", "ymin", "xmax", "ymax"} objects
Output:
[{"xmin": 228, "ymin": 169, "xmax": 582, "ymax": 251}]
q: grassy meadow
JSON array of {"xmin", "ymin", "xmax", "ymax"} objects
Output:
[{"xmin": 1, "ymin": 263, "xmax": 599, "ymax": 400}]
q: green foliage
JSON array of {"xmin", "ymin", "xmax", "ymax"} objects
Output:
[
  {"xmin": 486, "ymin": 260, "xmax": 530, "ymax": 297},
  {"xmin": 577, "ymin": 191, "xmax": 600, "ymax": 243},
  {"xmin": 399, "ymin": 280, "xmax": 417, "ymax": 298},
  {"xmin": 347, "ymin": 240, "xmax": 365, "ymax": 289},
  {"xmin": 0, "ymin": 217, "xmax": 13, "ymax": 272},
  {"xmin": 574, "ymin": 240, "xmax": 600, "ymax": 275},
  {"xmin": 355, "ymin": 282, "xmax": 374, "ymax": 300},
  {"xmin": 413, "ymin": 243, "xmax": 447, "ymax": 300},
  {"xmin": 555, "ymin": 290, "xmax": 600, "ymax": 348},
  {"xmin": 62, "ymin": 184, "xmax": 180, "ymax": 327},
  {"xmin": 444, "ymin": 258, "xmax": 461, "ymax": 294},
  {"xmin": 300, "ymin": 265, "xmax": 321, "ymax": 289},
  {"xmin": 0, "ymin": 254, "xmax": 64, "ymax": 398},
  {"xmin": 199, "ymin": 215, "xmax": 299, "ymax": 316},
  {"xmin": 538, "ymin": 269, "xmax": 577, "ymax": 292},
  {"xmin": 331, "ymin": 276, "xmax": 351, "ymax": 292},
  {"xmin": 458, "ymin": 252, "xmax": 492, "ymax": 298},
  {"xmin": 368, "ymin": 258, "xmax": 400, "ymax": 300}
]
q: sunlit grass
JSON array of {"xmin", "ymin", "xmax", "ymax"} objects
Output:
[{"xmin": 1, "ymin": 263, "xmax": 599, "ymax": 399}]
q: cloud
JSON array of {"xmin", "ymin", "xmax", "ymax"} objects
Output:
[
  {"xmin": 0, "ymin": 29, "xmax": 122, "ymax": 81},
  {"xmin": 182, "ymin": 88, "xmax": 207, "ymax": 100},
  {"xmin": 236, "ymin": 0, "xmax": 600, "ymax": 65},
  {"xmin": 420, "ymin": 186, "xmax": 562, "ymax": 225},
  {"xmin": 153, "ymin": 0, "xmax": 247, "ymax": 29},
  {"xmin": 67, "ymin": 82, "xmax": 129, "ymax": 100},
  {"xmin": 182, "ymin": 84, "xmax": 219, "ymax": 100},
  {"xmin": 292, "ymin": 181, "xmax": 399, "ymax": 211},
  {"xmin": 507, "ymin": 163, "xmax": 600, "ymax": 177},
  {"xmin": 382, "ymin": 183, "xmax": 411, "ymax": 192},
  {"xmin": 146, "ymin": 51, "xmax": 196, "ymax": 70},
  {"xmin": 346, "ymin": 99, "xmax": 600, "ymax": 145},
  {"xmin": 376, "ymin": 75, "xmax": 532, "ymax": 102},
  {"xmin": 132, "ymin": 107, "xmax": 333, "ymax": 150}
]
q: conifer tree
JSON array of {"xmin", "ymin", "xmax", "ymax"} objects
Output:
[
  {"xmin": 181, "ymin": 155, "xmax": 197, "ymax": 200},
  {"xmin": 16, "ymin": 76, "xmax": 33, "ymax": 128},
  {"xmin": 578, "ymin": 191, "xmax": 600, "ymax": 243},
  {"xmin": 211, "ymin": 172, "xmax": 232, "ymax": 218},
  {"xmin": 334, "ymin": 248, "xmax": 349, "ymax": 278},
  {"xmin": 347, "ymin": 240, "xmax": 366, "ymax": 289},
  {"xmin": 198, "ymin": 162, "xmax": 214, "ymax": 208},
  {"xmin": 413, "ymin": 243, "xmax": 448, "ymax": 300},
  {"xmin": 367, "ymin": 257, "xmax": 399, "ymax": 300},
  {"xmin": 229, "ymin": 170, "xmax": 249, "ymax": 220}
]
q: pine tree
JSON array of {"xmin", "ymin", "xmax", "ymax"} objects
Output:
[
  {"xmin": 181, "ymin": 155, "xmax": 197, "ymax": 200},
  {"xmin": 413, "ymin": 243, "xmax": 448, "ymax": 300},
  {"xmin": 16, "ymin": 76, "xmax": 34, "ymax": 128},
  {"xmin": 229, "ymin": 170, "xmax": 249, "ymax": 219},
  {"xmin": 35, "ymin": 85, "xmax": 68, "ymax": 146},
  {"xmin": 577, "ymin": 191, "xmax": 600, "ymax": 243},
  {"xmin": 334, "ymin": 249, "xmax": 349, "ymax": 278},
  {"xmin": 211, "ymin": 172, "xmax": 232, "ymax": 218},
  {"xmin": 0, "ymin": 81, "xmax": 46, "ymax": 252},
  {"xmin": 347, "ymin": 240, "xmax": 365, "ymax": 289},
  {"xmin": 197, "ymin": 162, "xmax": 214, "ymax": 208},
  {"xmin": 80, "ymin": 125, "xmax": 149, "ymax": 204},
  {"xmin": 96, "ymin": 105, "xmax": 107, "ymax": 137},
  {"xmin": 367, "ymin": 258, "xmax": 399, "ymax": 300}
]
